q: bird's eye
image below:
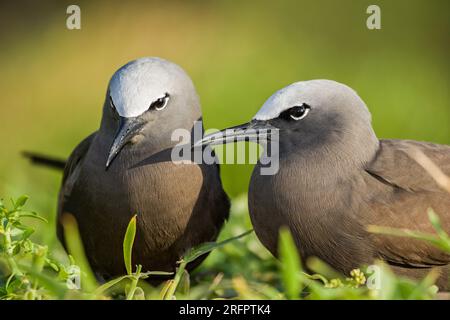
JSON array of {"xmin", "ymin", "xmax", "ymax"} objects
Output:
[
  {"xmin": 289, "ymin": 104, "xmax": 310, "ymax": 120},
  {"xmin": 149, "ymin": 93, "xmax": 170, "ymax": 111}
]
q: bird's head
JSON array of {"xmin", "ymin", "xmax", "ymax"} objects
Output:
[
  {"xmin": 196, "ymin": 80, "xmax": 379, "ymax": 165},
  {"xmin": 102, "ymin": 57, "xmax": 201, "ymax": 169}
]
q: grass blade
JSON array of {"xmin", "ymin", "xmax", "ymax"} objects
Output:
[
  {"xmin": 368, "ymin": 224, "xmax": 450, "ymax": 253},
  {"xmin": 94, "ymin": 275, "xmax": 131, "ymax": 295},
  {"xmin": 183, "ymin": 229, "xmax": 253, "ymax": 263},
  {"xmin": 61, "ymin": 213, "xmax": 98, "ymax": 293},
  {"xmin": 123, "ymin": 215, "xmax": 137, "ymax": 275},
  {"xmin": 278, "ymin": 227, "xmax": 302, "ymax": 299}
]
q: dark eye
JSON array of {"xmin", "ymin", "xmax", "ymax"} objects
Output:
[
  {"xmin": 149, "ymin": 93, "xmax": 170, "ymax": 111},
  {"xmin": 288, "ymin": 104, "xmax": 310, "ymax": 120}
]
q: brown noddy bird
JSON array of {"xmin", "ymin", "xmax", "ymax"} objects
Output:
[
  {"xmin": 25, "ymin": 57, "xmax": 230, "ymax": 279},
  {"xmin": 196, "ymin": 80, "xmax": 450, "ymax": 289}
]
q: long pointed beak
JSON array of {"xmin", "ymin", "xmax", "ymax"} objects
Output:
[
  {"xmin": 106, "ymin": 117, "xmax": 144, "ymax": 169},
  {"xmin": 193, "ymin": 120, "xmax": 276, "ymax": 148}
]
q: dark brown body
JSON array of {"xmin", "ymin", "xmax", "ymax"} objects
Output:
[
  {"xmin": 249, "ymin": 139, "xmax": 450, "ymax": 289},
  {"xmin": 57, "ymin": 132, "xmax": 229, "ymax": 278}
]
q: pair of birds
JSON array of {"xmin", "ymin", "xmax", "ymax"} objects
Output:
[{"xmin": 26, "ymin": 57, "xmax": 450, "ymax": 289}]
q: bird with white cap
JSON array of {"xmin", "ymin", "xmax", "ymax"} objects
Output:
[
  {"xmin": 25, "ymin": 57, "xmax": 230, "ymax": 280},
  {"xmin": 197, "ymin": 79, "xmax": 450, "ymax": 289}
]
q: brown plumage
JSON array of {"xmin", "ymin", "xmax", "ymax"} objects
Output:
[
  {"xmin": 57, "ymin": 132, "xmax": 229, "ymax": 279},
  {"xmin": 366, "ymin": 140, "xmax": 450, "ymax": 285},
  {"xmin": 198, "ymin": 80, "xmax": 450, "ymax": 289},
  {"xmin": 26, "ymin": 57, "xmax": 230, "ymax": 280},
  {"xmin": 249, "ymin": 139, "xmax": 450, "ymax": 289}
]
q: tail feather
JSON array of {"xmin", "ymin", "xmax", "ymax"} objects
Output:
[{"xmin": 22, "ymin": 151, "xmax": 66, "ymax": 170}]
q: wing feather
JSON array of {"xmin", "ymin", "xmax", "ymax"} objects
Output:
[
  {"xmin": 56, "ymin": 133, "xmax": 96, "ymax": 243},
  {"xmin": 366, "ymin": 139, "xmax": 450, "ymax": 267}
]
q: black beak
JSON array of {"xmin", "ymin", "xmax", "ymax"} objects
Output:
[
  {"xmin": 193, "ymin": 120, "xmax": 276, "ymax": 148},
  {"xmin": 106, "ymin": 117, "xmax": 144, "ymax": 169}
]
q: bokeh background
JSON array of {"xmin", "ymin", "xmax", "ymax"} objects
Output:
[{"xmin": 0, "ymin": 0, "xmax": 449, "ymax": 268}]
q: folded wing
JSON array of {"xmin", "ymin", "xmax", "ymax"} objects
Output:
[{"xmin": 366, "ymin": 139, "xmax": 450, "ymax": 267}]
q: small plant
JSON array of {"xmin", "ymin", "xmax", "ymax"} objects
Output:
[
  {"xmin": 0, "ymin": 196, "xmax": 78, "ymax": 299},
  {"xmin": 161, "ymin": 229, "xmax": 253, "ymax": 300},
  {"xmin": 92, "ymin": 214, "xmax": 173, "ymax": 300},
  {"xmin": 1, "ymin": 195, "xmax": 254, "ymax": 300},
  {"xmin": 228, "ymin": 226, "xmax": 442, "ymax": 300},
  {"xmin": 0, "ymin": 195, "xmax": 447, "ymax": 300}
]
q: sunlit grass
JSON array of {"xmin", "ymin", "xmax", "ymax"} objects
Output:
[
  {"xmin": 0, "ymin": 0, "xmax": 449, "ymax": 300},
  {"xmin": 1, "ymin": 194, "xmax": 448, "ymax": 300}
]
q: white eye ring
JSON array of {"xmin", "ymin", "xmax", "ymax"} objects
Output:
[
  {"xmin": 151, "ymin": 93, "xmax": 170, "ymax": 111},
  {"xmin": 290, "ymin": 105, "xmax": 310, "ymax": 120}
]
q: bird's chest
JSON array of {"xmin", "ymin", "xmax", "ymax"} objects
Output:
[
  {"xmin": 66, "ymin": 150, "xmax": 205, "ymax": 258},
  {"xmin": 77, "ymin": 160, "xmax": 204, "ymax": 219},
  {"xmin": 249, "ymin": 163, "xmax": 341, "ymax": 222},
  {"xmin": 248, "ymin": 162, "xmax": 368, "ymax": 261}
]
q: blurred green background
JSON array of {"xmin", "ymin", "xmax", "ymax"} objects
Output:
[{"xmin": 0, "ymin": 0, "xmax": 449, "ymax": 254}]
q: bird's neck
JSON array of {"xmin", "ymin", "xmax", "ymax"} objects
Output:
[
  {"xmin": 258, "ymin": 134, "xmax": 380, "ymax": 192},
  {"xmin": 275, "ymin": 126, "xmax": 380, "ymax": 176},
  {"xmin": 89, "ymin": 130, "xmax": 181, "ymax": 171},
  {"xmin": 251, "ymin": 144, "xmax": 374, "ymax": 225}
]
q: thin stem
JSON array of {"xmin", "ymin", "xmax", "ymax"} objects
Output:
[
  {"xmin": 164, "ymin": 260, "xmax": 187, "ymax": 300},
  {"xmin": 126, "ymin": 265, "xmax": 142, "ymax": 300}
]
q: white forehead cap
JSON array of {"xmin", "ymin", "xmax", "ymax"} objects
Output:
[
  {"xmin": 109, "ymin": 57, "xmax": 188, "ymax": 118},
  {"xmin": 253, "ymin": 80, "xmax": 353, "ymax": 121}
]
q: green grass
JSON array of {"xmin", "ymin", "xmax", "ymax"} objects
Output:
[
  {"xmin": 0, "ymin": 0, "xmax": 449, "ymax": 300},
  {"xmin": 1, "ymin": 194, "xmax": 448, "ymax": 300}
]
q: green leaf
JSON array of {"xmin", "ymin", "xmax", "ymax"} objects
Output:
[
  {"xmin": 306, "ymin": 256, "xmax": 343, "ymax": 280},
  {"xmin": 19, "ymin": 211, "xmax": 48, "ymax": 223},
  {"xmin": 14, "ymin": 224, "xmax": 35, "ymax": 240},
  {"xmin": 183, "ymin": 229, "xmax": 253, "ymax": 263},
  {"xmin": 159, "ymin": 279, "xmax": 174, "ymax": 300},
  {"xmin": 179, "ymin": 269, "xmax": 190, "ymax": 296},
  {"xmin": 428, "ymin": 209, "xmax": 441, "ymax": 229},
  {"xmin": 94, "ymin": 275, "xmax": 132, "ymax": 295},
  {"xmin": 368, "ymin": 224, "xmax": 450, "ymax": 253},
  {"xmin": 278, "ymin": 227, "xmax": 302, "ymax": 300},
  {"xmin": 61, "ymin": 213, "xmax": 98, "ymax": 292},
  {"xmin": 406, "ymin": 269, "xmax": 439, "ymax": 300},
  {"xmin": 133, "ymin": 287, "xmax": 146, "ymax": 300},
  {"xmin": 46, "ymin": 259, "xmax": 60, "ymax": 272},
  {"xmin": 94, "ymin": 269, "xmax": 173, "ymax": 296},
  {"xmin": 163, "ymin": 261, "xmax": 187, "ymax": 300},
  {"xmin": 163, "ymin": 230, "xmax": 253, "ymax": 300},
  {"xmin": 123, "ymin": 215, "xmax": 137, "ymax": 275},
  {"xmin": 5, "ymin": 273, "xmax": 15, "ymax": 290},
  {"xmin": 139, "ymin": 270, "xmax": 173, "ymax": 279},
  {"xmin": 428, "ymin": 209, "xmax": 450, "ymax": 245},
  {"xmin": 14, "ymin": 195, "xmax": 29, "ymax": 210},
  {"xmin": 19, "ymin": 264, "xmax": 68, "ymax": 299}
]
